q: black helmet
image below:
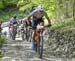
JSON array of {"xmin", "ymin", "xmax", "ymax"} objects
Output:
[{"xmin": 13, "ymin": 16, "xmax": 16, "ymax": 19}]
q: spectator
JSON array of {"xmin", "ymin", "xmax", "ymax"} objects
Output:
[{"xmin": 0, "ymin": 21, "xmax": 2, "ymax": 35}]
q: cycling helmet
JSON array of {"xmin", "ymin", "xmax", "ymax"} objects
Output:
[
  {"xmin": 13, "ymin": 16, "xmax": 16, "ymax": 19},
  {"xmin": 37, "ymin": 5, "xmax": 44, "ymax": 11}
]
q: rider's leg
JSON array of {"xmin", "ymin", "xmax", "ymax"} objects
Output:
[
  {"xmin": 36, "ymin": 22, "xmax": 44, "ymax": 48},
  {"xmin": 31, "ymin": 26, "xmax": 37, "ymax": 51},
  {"xmin": 32, "ymin": 30, "xmax": 36, "ymax": 40},
  {"xmin": 36, "ymin": 30, "xmax": 40, "ymax": 48},
  {"xmin": 32, "ymin": 29, "xmax": 38, "ymax": 51},
  {"xmin": 31, "ymin": 20, "xmax": 39, "ymax": 51},
  {"xmin": 31, "ymin": 20, "xmax": 37, "ymax": 43}
]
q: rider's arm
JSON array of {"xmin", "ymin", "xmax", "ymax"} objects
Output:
[
  {"xmin": 16, "ymin": 18, "xmax": 19, "ymax": 25},
  {"xmin": 43, "ymin": 11, "xmax": 51, "ymax": 26},
  {"xmin": 27, "ymin": 10, "xmax": 36, "ymax": 22},
  {"xmin": 26, "ymin": 13, "xmax": 32, "ymax": 25}
]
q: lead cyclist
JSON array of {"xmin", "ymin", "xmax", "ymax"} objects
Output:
[{"xmin": 27, "ymin": 5, "xmax": 52, "ymax": 51}]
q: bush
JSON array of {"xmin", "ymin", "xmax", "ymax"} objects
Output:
[
  {"xmin": 0, "ymin": 35, "xmax": 5, "ymax": 58},
  {"xmin": 0, "ymin": 51, "xmax": 3, "ymax": 58},
  {"xmin": 0, "ymin": 35, "xmax": 5, "ymax": 48},
  {"xmin": 0, "ymin": 1, "xmax": 5, "ymax": 10}
]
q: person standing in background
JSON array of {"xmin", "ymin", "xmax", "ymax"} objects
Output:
[{"xmin": 0, "ymin": 21, "xmax": 2, "ymax": 35}]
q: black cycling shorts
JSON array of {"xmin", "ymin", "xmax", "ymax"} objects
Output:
[{"xmin": 32, "ymin": 18, "xmax": 44, "ymax": 30}]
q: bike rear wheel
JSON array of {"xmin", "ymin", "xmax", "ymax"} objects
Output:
[
  {"xmin": 21, "ymin": 31, "xmax": 25, "ymax": 40},
  {"xmin": 28, "ymin": 28, "xmax": 32, "ymax": 42}
]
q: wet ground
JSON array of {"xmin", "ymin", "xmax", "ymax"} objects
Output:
[{"xmin": 0, "ymin": 34, "xmax": 74, "ymax": 61}]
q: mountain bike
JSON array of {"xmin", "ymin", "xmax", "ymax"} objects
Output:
[
  {"xmin": 36, "ymin": 25, "xmax": 50, "ymax": 59},
  {"xmin": 24, "ymin": 26, "xmax": 29, "ymax": 41},
  {"xmin": 27, "ymin": 26, "xmax": 32, "ymax": 42},
  {"xmin": 21, "ymin": 29, "xmax": 25, "ymax": 40},
  {"xmin": 10, "ymin": 26, "xmax": 17, "ymax": 40},
  {"xmin": 24, "ymin": 25, "xmax": 32, "ymax": 42}
]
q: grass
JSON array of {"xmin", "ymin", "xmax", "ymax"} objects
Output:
[
  {"xmin": 52, "ymin": 18, "xmax": 75, "ymax": 32},
  {"xmin": 0, "ymin": 35, "xmax": 5, "ymax": 58},
  {"xmin": 0, "ymin": 35, "xmax": 5, "ymax": 48},
  {"xmin": 0, "ymin": 52, "xmax": 3, "ymax": 58}
]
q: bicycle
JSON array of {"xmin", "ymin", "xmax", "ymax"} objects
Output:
[
  {"xmin": 27, "ymin": 26, "xmax": 32, "ymax": 42},
  {"xmin": 17, "ymin": 23, "xmax": 25, "ymax": 40},
  {"xmin": 24, "ymin": 24, "xmax": 32, "ymax": 42},
  {"xmin": 24, "ymin": 25, "xmax": 29, "ymax": 41},
  {"xmin": 21, "ymin": 29, "xmax": 25, "ymax": 40},
  {"xmin": 10, "ymin": 25, "xmax": 17, "ymax": 40},
  {"xmin": 36, "ymin": 25, "xmax": 50, "ymax": 59}
]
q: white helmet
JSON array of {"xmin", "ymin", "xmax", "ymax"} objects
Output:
[{"xmin": 37, "ymin": 5, "xmax": 44, "ymax": 11}]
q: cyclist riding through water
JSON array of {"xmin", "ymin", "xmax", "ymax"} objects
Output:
[{"xmin": 27, "ymin": 5, "xmax": 51, "ymax": 51}]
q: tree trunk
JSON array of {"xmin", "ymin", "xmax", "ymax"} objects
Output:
[
  {"xmin": 65, "ymin": 1, "xmax": 69, "ymax": 18},
  {"xmin": 73, "ymin": 1, "xmax": 75, "ymax": 20}
]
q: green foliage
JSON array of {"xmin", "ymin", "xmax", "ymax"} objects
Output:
[
  {"xmin": 2, "ymin": 0, "xmax": 18, "ymax": 8},
  {"xmin": 0, "ymin": 1, "xmax": 4, "ymax": 10},
  {"xmin": 0, "ymin": 35, "xmax": 5, "ymax": 48},
  {"xmin": 17, "ymin": 0, "xmax": 36, "ymax": 12},
  {"xmin": 0, "ymin": 0, "xmax": 74, "ymax": 31},
  {"xmin": 0, "ymin": 0, "xmax": 66, "ymax": 19},
  {"xmin": 0, "ymin": 51, "xmax": 3, "ymax": 58},
  {"xmin": 17, "ymin": 0, "xmax": 31, "ymax": 7},
  {"xmin": 0, "ymin": 35, "xmax": 4, "ymax": 58},
  {"xmin": 0, "ymin": 11, "xmax": 26, "ymax": 22},
  {"xmin": 17, "ymin": 0, "xmax": 58, "ymax": 18},
  {"xmin": 52, "ymin": 19, "xmax": 75, "ymax": 31}
]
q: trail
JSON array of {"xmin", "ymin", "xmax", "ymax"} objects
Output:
[{"xmin": 0, "ymin": 33, "xmax": 73, "ymax": 61}]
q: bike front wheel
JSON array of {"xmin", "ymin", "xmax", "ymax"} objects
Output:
[{"xmin": 38, "ymin": 35, "xmax": 43, "ymax": 59}]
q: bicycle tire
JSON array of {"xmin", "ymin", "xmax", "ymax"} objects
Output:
[
  {"xmin": 12, "ymin": 31, "xmax": 16, "ymax": 40},
  {"xmin": 25, "ymin": 31, "xmax": 28, "ymax": 41},
  {"xmin": 38, "ymin": 34, "xmax": 43, "ymax": 59},
  {"xmin": 29, "ymin": 28, "xmax": 32, "ymax": 42},
  {"xmin": 22, "ymin": 31, "xmax": 25, "ymax": 40},
  {"xmin": 26, "ymin": 27, "xmax": 32, "ymax": 42}
]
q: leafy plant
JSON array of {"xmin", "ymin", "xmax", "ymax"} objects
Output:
[{"xmin": 0, "ymin": 35, "xmax": 5, "ymax": 48}]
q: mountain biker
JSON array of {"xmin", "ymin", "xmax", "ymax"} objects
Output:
[
  {"xmin": 22, "ymin": 17, "xmax": 32, "ymax": 32},
  {"xmin": 9, "ymin": 16, "xmax": 18, "ymax": 40},
  {"xmin": 0, "ymin": 21, "xmax": 2, "ymax": 35},
  {"xmin": 27, "ymin": 5, "xmax": 51, "ymax": 51},
  {"xmin": 18, "ymin": 19, "xmax": 27, "ymax": 32},
  {"xmin": 9, "ymin": 16, "xmax": 19, "ymax": 27}
]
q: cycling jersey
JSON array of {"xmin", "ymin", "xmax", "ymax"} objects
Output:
[
  {"xmin": 28, "ymin": 9, "xmax": 48, "ymax": 29},
  {"xmin": 10, "ymin": 17, "xmax": 18, "ymax": 26},
  {"xmin": 29, "ymin": 10, "xmax": 47, "ymax": 20}
]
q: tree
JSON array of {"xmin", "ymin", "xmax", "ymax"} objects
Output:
[{"xmin": 73, "ymin": 0, "xmax": 75, "ymax": 20}]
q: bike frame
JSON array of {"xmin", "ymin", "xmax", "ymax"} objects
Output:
[
  {"xmin": 38, "ymin": 26, "xmax": 50, "ymax": 59},
  {"xmin": 10, "ymin": 26, "xmax": 17, "ymax": 40},
  {"xmin": 39, "ymin": 30, "xmax": 44, "ymax": 58}
]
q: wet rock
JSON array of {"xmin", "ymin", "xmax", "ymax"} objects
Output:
[{"xmin": 46, "ymin": 29, "xmax": 75, "ymax": 58}]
